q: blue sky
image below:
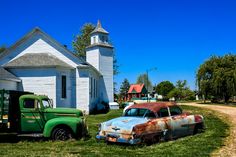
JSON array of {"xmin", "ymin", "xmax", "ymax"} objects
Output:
[{"xmin": 0, "ymin": 0, "xmax": 236, "ymax": 90}]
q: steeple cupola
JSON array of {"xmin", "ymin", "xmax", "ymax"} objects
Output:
[{"xmin": 89, "ymin": 20, "xmax": 113, "ymax": 48}]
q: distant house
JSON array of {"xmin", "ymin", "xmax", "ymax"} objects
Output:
[
  {"xmin": 0, "ymin": 20, "xmax": 114, "ymax": 114},
  {"xmin": 127, "ymin": 84, "xmax": 147, "ymax": 101}
]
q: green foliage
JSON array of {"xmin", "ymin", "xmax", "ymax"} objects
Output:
[
  {"xmin": 72, "ymin": 23, "xmax": 95, "ymax": 59},
  {"xmin": 136, "ymin": 73, "xmax": 152, "ymax": 92},
  {"xmin": 168, "ymin": 88, "xmax": 182, "ymax": 100},
  {"xmin": 0, "ymin": 46, "xmax": 6, "ymax": 54},
  {"xmin": 113, "ymin": 52, "xmax": 119, "ymax": 76},
  {"xmin": 119, "ymin": 78, "xmax": 130, "ymax": 100},
  {"xmin": 155, "ymin": 81, "xmax": 175, "ymax": 98},
  {"xmin": 0, "ymin": 106, "xmax": 229, "ymax": 156},
  {"xmin": 168, "ymin": 80, "xmax": 195, "ymax": 101},
  {"xmin": 197, "ymin": 54, "xmax": 236, "ymax": 103}
]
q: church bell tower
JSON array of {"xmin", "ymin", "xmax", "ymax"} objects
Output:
[{"xmin": 86, "ymin": 20, "xmax": 114, "ymax": 103}]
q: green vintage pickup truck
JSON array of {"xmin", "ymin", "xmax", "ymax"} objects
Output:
[{"xmin": 0, "ymin": 90, "xmax": 87, "ymax": 140}]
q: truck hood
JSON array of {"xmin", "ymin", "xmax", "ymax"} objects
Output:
[
  {"xmin": 101, "ymin": 117, "xmax": 148, "ymax": 134},
  {"xmin": 44, "ymin": 108, "xmax": 83, "ymax": 117}
]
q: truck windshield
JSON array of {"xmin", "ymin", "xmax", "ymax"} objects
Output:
[{"xmin": 42, "ymin": 99, "xmax": 52, "ymax": 108}]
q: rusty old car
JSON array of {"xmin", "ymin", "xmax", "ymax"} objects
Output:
[{"xmin": 96, "ymin": 102, "xmax": 204, "ymax": 144}]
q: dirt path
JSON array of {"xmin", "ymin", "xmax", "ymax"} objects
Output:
[{"xmin": 179, "ymin": 102, "xmax": 236, "ymax": 157}]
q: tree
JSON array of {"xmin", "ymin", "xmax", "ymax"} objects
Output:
[
  {"xmin": 197, "ymin": 54, "xmax": 236, "ymax": 103},
  {"xmin": 167, "ymin": 80, "xmax": 195, "ymax": 101},
  {"xmin": 119, "ymin": 78, "xmax": 130, "ymax": 100},
  {"xmin": 155, "ymin": 81, "xmax": 175, "ymax": 99},
  {"xmin": 136, "ymin": 73, "xmax": 153, "ymax": 92},
  {"xmin": 0, "ymin": 46, "xmax": 6, "ymax": 54},
  {"xmin": 72, "ymin": 23, "xmax": 95, "ymax": 59}
]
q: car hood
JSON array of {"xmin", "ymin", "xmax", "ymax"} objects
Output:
[{"xmin": 101, "ymin": 116, "xmax": 148, "ymax": 134}]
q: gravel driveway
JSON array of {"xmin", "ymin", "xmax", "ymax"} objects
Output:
[{"xmin": 179, "ymin": 102, "xmax": 236, "ymax": 157}]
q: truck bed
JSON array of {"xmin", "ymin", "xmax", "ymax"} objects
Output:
[{"xmin": 0, "ymin": 90, "xmax": 33, "ymax": 132}]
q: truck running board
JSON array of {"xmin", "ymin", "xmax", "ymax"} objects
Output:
[{"xmin": 17, "ymin": 133, "xmax": 43, "ymax": 137}]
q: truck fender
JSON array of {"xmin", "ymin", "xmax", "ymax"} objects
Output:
[{"xmin": 43, "ymin": 117, "xmax": 82, "ymax": 138}]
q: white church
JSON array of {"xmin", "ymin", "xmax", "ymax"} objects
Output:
[{"xmin": 0, "ymin": 20, "xmax": 114, "ymax": 114}]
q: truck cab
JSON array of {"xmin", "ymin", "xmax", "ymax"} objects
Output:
[{"xmin": 0, "ymin": 90, "xmax": 87, "ymax": 140}]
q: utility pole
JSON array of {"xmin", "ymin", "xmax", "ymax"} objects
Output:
[{"xmin": 146, "ymin": 67, "xmax": 157, "ymax": 102}]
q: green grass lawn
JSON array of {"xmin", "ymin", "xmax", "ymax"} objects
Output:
[{"xmin": 0, "ymin": 106, "xmax": 230, "ymax": 157}]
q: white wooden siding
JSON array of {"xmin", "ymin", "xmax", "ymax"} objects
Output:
[
  {"xmin": 86, "ymin": 48, "xmax": 99, "ymax": 70},
  {"xmin": 56, "ymin": 68, "xmax": 76, "ymax": 108},
  {"xmin": 86, "ymin": 47, "xmax": 114, "ymax": 103},
  {"xmin": 99, "ymin": 47, "xmax": 114, "ymax": 102},
  {"xmin": 9, "ymin": 68, "xmax": 57, "ymax": 107},
  {"xmin": 0, "ymin": 80, "xmax": 18, "ymax": 90},
  {"xmin": 76, "ymin": 68, "xmax": 90, "ymax": 113}
]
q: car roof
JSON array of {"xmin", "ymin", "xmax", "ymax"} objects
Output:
[{"xmin": 127, "ymin": 102, "xmax": 177, "ymax": 113}]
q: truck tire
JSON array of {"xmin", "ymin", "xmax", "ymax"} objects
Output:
[{"xmin": 51, "ymin": 127, "xmax": 73, "ymax": 141}]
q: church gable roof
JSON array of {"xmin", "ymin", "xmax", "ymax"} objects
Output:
[
  {"xmin": 0, "ymin": 67, "xmax": 21, "ymax": 82},
  {"xmin": 4, "ymin": 53, "xmax": 73, "ymax": 68},
  {"xmin": 0, "ymin": 27, "xmax": 102, "ymax": 76}
]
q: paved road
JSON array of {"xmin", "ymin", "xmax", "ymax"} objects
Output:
[{"xmin": 179, "ymin": 102, "xmax": 236, "ymax": 157}]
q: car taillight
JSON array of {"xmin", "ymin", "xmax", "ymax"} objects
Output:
[{"xmin": 194, "ymin": 115, "xmax": 203, "ymax": 123}]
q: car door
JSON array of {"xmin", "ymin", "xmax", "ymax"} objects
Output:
[
  {"xmin": 156, "ymin": 107, "xmax": 172, "ymax": 139},
  {"xmin": 20, "ymin": 98, "xmax": 44, "ymax": 133},
  {"xmin": 169, "ymin": 106, "xmax": 189, "ymax": 138}
]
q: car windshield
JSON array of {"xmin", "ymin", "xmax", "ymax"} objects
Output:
[
  {"xmin": 42, "ymin": 99, "xmax": 52, "ymax": 108},
  {"xmin": 124, "ymin": 108, "xmax": 156, "ymax": 118}
]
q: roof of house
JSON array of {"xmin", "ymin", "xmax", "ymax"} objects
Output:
[
  {"xmin": 4, "ymin": 53, "xmax": 73, "ymax": 68},
  {"xmin": 91, "ymin": 20, "xmax": 109, "ymax": 34},
  {"xmin": 0, "ymin": 27, "xmax": 102, "ymax": 76},
  {"xmin": 0, "ymin": 67, "xmax": 21, "ymax": 82},
  {"xmin": 127, "ymin": 102, "xmax": 177, "ymax": 113},
  {"xmin": 128, "ymin": 84, "xmax": 146, "ymax": 94}
]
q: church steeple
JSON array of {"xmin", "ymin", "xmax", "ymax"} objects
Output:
[
  {"xmin": 88, "ymin": 20, "xmax": 113, "ymax": 48},
  {"xmin": 86, "ymin": 20, "xmax": 114, "ymax": 103},
  {"xmin": 91, "ymin": 20, "xmax": 109, "ymax": 35}
]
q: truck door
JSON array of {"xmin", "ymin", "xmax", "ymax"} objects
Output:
[
  {"xmin": 20, "ymin": 98, "xmax": 44, "ymax": 133},
  {"xmin": 169, "ymin": 106, "xmax": 189, "ymax": 138}
]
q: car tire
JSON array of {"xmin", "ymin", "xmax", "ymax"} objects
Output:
[
  {"xmin": 193, "ymin": 123, "xmax": 204, "ymax": 135},
  {"xmin": 51, "ymin": 127, "xmax": 73, "ymax": 141}
]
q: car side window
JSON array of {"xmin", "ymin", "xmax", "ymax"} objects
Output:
[
  {"xmin": 23, "ymin": 99, "xmax": 39, "ymax": 109},
  {"xmin": 158, "ymin": 108, "xmax": 169, "ymax": 117},
  {"xmin": 144, "ymin": 110, "xmax": 156, "ymax": 118},
  {"xmin": 125, "ymin": 108, "xmax": 138, "ymax": 116},
  {"xmin": 169, "ymin": 106, "xmax": 182, "ymax": 116}
]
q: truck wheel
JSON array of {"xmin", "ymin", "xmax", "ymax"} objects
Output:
[{"xmin": 52, "ymin": 127, "xmax": 73, "ymax": 141}]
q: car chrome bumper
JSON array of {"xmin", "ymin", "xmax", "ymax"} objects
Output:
[{"xmin": 96, "ymin": 134, "xmax": 141, "ymax": 145}]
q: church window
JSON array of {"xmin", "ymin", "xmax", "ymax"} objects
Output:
[
  {"xmin": 94, "ymin": 79, "xmax": 96, "ymax": 98},
  {"xmin": 90, "ymin": 77, "xmax": 93, "ymax": 98},
  {"xmin": 93, "ymin": 36, "xmax": 96, "ymax": 44},
  {"xmin": 101, "ymin": 36, "xmax": 105, "ymax": 42},
  {"xmin": 62, "ymin": 75, "xmax": 66, "ymax": 98}
]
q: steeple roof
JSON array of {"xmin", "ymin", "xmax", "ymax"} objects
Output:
[{"xmin": 91, "ymin": 20, "xmax": 109, "ymax": 34}]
